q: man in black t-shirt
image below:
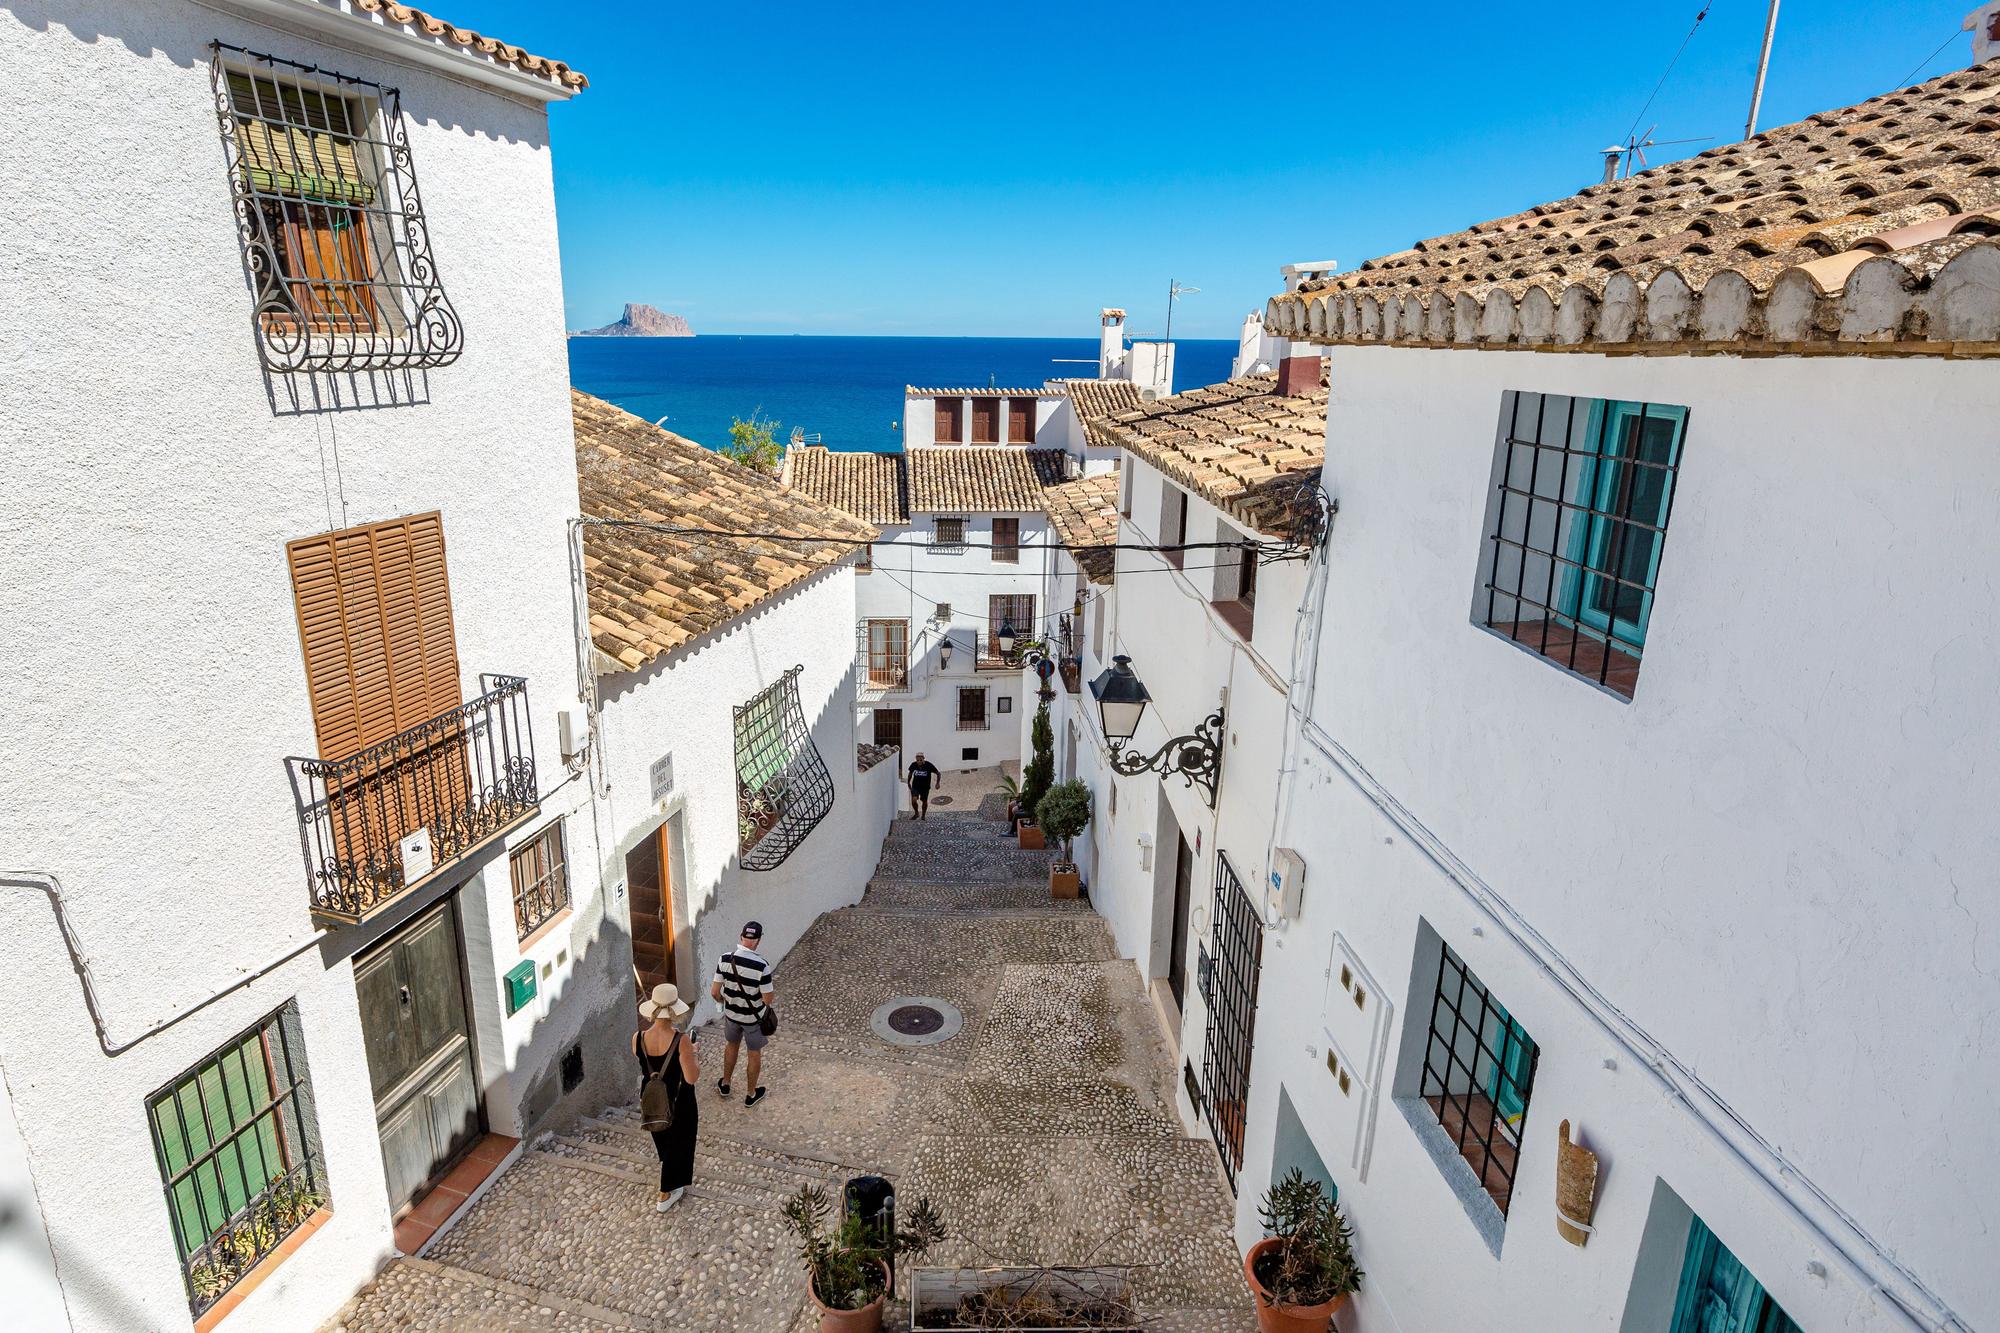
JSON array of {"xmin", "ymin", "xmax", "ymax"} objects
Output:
[{"xmin": 906, "ymin": 752, "xmax": 942, "ymax": 820}]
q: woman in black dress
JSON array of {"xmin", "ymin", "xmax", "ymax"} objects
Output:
[{"xmin": 635, "ymin": 982, "xmax": 700, "ymax": 1212}]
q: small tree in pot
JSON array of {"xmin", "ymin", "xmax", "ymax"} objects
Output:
[
  {"xmin": 1036, "ymin": 779, "xmax": 1092, "ymax": 899},
  {"xmin": 784, "ymin": 1184, "xmax": 948, "ymax": 1333},
  {"xmin": 1243, "ymin": 1170, "xmax": 1362, "ymax": 1332},
  {"xmin": 1016, "ymin": 702, "xmax": 1054, "ymax": 849}
]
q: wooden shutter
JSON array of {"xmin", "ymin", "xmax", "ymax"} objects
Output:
[
  {"xmin": 992, "ymin": 517, "xmax": 1020, "ymax": 563},
  {"xmin": 1009, "ymin": 398, "xmax": 1035, "ymax": 443},
  {"xmin": 287, "ymin": 511, "xmax": 462, "ymax": 761},
  {"xmin": 972, "ymin": 398, "xmax": 999, "ymax": 444},
  {"xmin": 935, "ymin": 399, "xmax": 962, "ymax": 444}
]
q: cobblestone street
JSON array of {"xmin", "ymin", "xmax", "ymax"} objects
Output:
[{"xmin": 326, "ymin": 801, "xmax": 1254, "ymax": 1332}]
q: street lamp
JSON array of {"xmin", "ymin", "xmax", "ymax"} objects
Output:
[
  {"xmin": 997, "ymin": 620, "xmax": 1018, "ymax": 658},
  {"xmin": 938, "ymin": 633, "xmax": 954, "ymax": 671},
  {"xmin": 1087, "ymin": 655, "xmax": 1223, "ymax": 807}
]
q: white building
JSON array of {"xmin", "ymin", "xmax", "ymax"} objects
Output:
[
  {"xmin": 0, "ymin": 4, "xmax": 611, "ymax": 1331},
  {"xmin": 1239, "ymin": 61, "xmax": 2000, "ymax": 1333},
  {"xmin": 572, "ymin": 392, "xmax": 899, "ymax": 1012}
]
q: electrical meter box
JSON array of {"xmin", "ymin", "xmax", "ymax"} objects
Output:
[
  {"xmin": 504, "ymin": 960, "xmax": 538, "ymax": 1015},
  {"xmin": 557, "ymin": 706, "xmax": 587, "ymax": 759},
  {"xmin": 1267, "ymin": 847, "xmax": 1306, "ymax": 922}
]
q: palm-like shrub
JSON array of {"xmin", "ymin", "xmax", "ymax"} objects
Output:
[
  {"xmin": 1253, "ymin": 1169, "xmax": 1363, "ymax": 1307},
  {"xmin": 782, "ymin": 1184, "xmax": 948, "ymax": 1311}
]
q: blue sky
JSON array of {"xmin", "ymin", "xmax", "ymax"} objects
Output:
[{"xmin": 446, "ymin": 1, "xmax": 1980, "ymax": 338}]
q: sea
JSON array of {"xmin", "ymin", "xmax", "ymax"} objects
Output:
[{"xmin": 566, "ymin": 334, "xmax": 1239, "ymax": 454}]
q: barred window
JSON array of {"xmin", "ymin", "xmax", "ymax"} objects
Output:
[
  {"xmin": 1478, "ymin": 392, "xmax": 1688, "ymax": 699},
  {"xmin": 734, "ymin": 666, "xmax": 836, "ymax": 870},
  {"xmin": 510, "ymin": 820, "xmax": 571, "ymax": 941},
  {"xmin": 958, "ymin": 687, "xmax": 989, "ymax": 730},
  {"xmin": 148, "ymin": 1004, "xmax": 327, "ymax": 1317},
  {"xmin": 931, "ymin": 517, "xmax": 967, "ymax": 551},
  {"xmin": 210, "ymin": 45, "xmax": 463, "ymax": 374},
  {"xmin": 1418, "ymin": 944, "xmax": 1537, "ymax": 1218}
]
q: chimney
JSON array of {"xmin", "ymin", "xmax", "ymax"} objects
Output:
[
  {"xmin": 1099, "ymin": 308, "xmax": 1128, "ymax": 378},
  {"xmin": 1276, "ymin": 353, "xmax": 1322, "ymax": 397}
]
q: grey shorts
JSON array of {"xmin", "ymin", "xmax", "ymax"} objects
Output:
[{"xmin": 722, "ymin": 1018, "xmax": 769, "ymax": 1051}]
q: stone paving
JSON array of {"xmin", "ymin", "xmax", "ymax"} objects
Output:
[{"xmin": 325, "ymin": 803, "xmax": 1254, "ymax": 1332}]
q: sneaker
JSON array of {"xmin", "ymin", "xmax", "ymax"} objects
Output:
[
  {"xmin": 716, "ymin": 1079, "xmax": 731, "ymax": 1096},
  {"xmin": 745, "ymin": 1086, "xmax": 768, "ymax": 1107},
  {"xmin": 655, "ymin": 1188, "xmax": 685, "ymax": 1214}
]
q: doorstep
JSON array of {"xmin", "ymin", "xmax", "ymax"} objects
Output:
[{"xmin": 392, "ymin": 1133, "xmax": 520, "ymax": 1257}]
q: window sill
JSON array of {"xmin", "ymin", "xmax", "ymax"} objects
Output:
[
  {"xmin": 1481, "ymin": 619, "xmax": 1640, "ymax": 701},
  {"xmin": 1393, "ymin": 1095, "xmax": 1508, "ymax": 1258},
  {"xmin": 1210, "ymin": 599, "xmax": 1255, "ymax": 641},
  {"xmin": 517, "ymin": 905, "xmax": 573, "ymax": 954},
  {"xmin": 192, "ymin": 1206, "xmax": 334, "ymax": 1333}
]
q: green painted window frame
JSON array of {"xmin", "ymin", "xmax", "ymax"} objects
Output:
[
  {"xmin": 1670, "ymin": 1214, "xmax": 1804, "ymax": 1333},
  {"xmin": 1557, "ymin": 400, "xmax": 1689, "ymax": 650},
  {"xmin": 146, "ymin": 1003, "xmax": 327, "ymax": 1315}
]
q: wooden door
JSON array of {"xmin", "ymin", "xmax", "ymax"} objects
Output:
[
  {"xmin": 1008, "ymin": 397, "xmax": 1036, "ymax": 443},
  {"xmin": 1167, "ymin": 832, "xmax": 1194, "ymax": 1009},
  {"xmin": 934, "ymin": 398, "xmax": 962, "ymax": 444},
  {"xmin": 872, "ymin": 708, "xmax": 903, "ymax": 749},
  {"xmin": 356, "ymin": 899, "xmax": 481, "ymax": 1212},
  {"xmin": 626, "ymin": 826, "xmax": 675, "ymax": 994},
  {"xmin": 971, "ymin": 398, "xmax": 999, "ymax": 444}
]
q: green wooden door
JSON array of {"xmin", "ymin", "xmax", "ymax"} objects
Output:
[{"xmin": 355, "ymin": 899, "xmax": 482, "ymax": 1210}]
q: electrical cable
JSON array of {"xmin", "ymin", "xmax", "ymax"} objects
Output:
[
  {"xmin": 1622, "ymin": 5, "xmax": 1714, "ymax": 147},
  {"xmin": 1897, "ymin": 26, "xmax": 1964, "ymax": 89}
]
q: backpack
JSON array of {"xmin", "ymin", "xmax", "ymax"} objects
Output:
[{"xmin": 639, "ymin": 1033, "xmax": 679, "ymax": 1133}]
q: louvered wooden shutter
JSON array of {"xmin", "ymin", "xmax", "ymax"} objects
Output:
[
  {"xmin": 1009, "ymin": 398, "xmax": 1035, "ymax": 443},
  {"xmin": 288, "ymin": 512, "xmax": 462, "ymax": 762}
]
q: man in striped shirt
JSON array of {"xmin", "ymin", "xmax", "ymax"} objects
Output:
[{"xmin": 710, "ymin": 919, "xmax": 776, "ymax": 1106}]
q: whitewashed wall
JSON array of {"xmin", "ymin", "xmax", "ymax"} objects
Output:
[
  {"xmin": 853, "ymin": 512, "xmax": 1056, "ymax": 774},
  {"xmin": 595, "ymin": 564, "xmax": 895, "ymax": 1021},
  {"xmin": 1239, "ymin": 346, "xmax": 2000, "ymax": 1333},
  {"xmin": 0, "ymin": 6, "xmax": 606, "ymax": 1329}
]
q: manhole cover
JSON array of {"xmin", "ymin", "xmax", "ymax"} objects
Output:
[
  {"xmin": 930, "ymin": 794, "xmax": 954, "ymax": 806},
  {"xmin": 888, "ymin": 1004, "xmax": 944, "ymax": 1035},
  {"xmin": 869, "ymin": 996, "xmax": 964, "ymax": 1047}
]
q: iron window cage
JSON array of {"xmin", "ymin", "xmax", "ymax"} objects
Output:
[
  {"xmin": 1201, "ymin": 852, "xmax": 1263, "ymax": 1192},
  {"xmin": 957, "ymin": 687, "xmax": 990, "ymax": 730},
  {"xmin": 930, "ymin": 517, "xmax": 968, "ymax": 551},
  {"xmin": 509, "ymin": 818, "xmax": 571, "ymax": 941},
  {"xmin": 734, "ymin": 665, "xmax": 836, "ymax": 870},
  {"xmin": 146, "ymin": 1002, "xmax": 327, "ymax": 1317},
  {"xmin": 1418, "ymin": 943, "xmax": 1538, "ymax": 1217},
  {"xmin": 1479, "ymin": 391, "xmax": 1689, "ymax": 700},
  {"xmin": 208, "ymin": 44, "xmax": 464, "ymax": 374}
]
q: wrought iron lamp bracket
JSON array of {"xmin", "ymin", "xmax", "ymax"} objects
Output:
[{"xmin": 1107, "ymin": 709, "xmax": 1224, "ymax": 808}]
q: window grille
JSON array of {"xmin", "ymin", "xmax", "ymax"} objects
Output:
[
  {"xmin": 209, "ymin": 44, "xmax": 463, "ymax": 374},
  {"xmin": 1419, "ymin": 944, "xmax": 1538, "ymax": 1217},
  {"xmin": 864, "ymin": 619, "xmax": 910, "ymax": 688},
  {"xmin": 509, "ymin": 819, "xmax": 571, "ymax": 940},
  {"xmin": 734, "ymin": 665, "xmax": 836, "ymax": 869},
  {"xmin": 1480, "ymin": 392, "xmax": 1688, "ymax": 700},
  {"xmin": 1201, "ymin": 853, "xmax": 1263, "ymax": 1191},
  {"xmin": 931, "ymin": 518, "xmax": 967, "ymax": 551},
  {"xmin": 986, "ymin": 594, "xmax": 1035, "ymax": 662},
  {"xmin": 147, "ymin": 1003, "xmax": 326, "ymax": 1317},
  {"xmin": 958, "ymin": 687, "xmax": 989, "ymax": 730}
]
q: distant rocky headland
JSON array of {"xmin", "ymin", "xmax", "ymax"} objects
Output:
[{"xmin": 572, "ymin": 303, "xmax": 694, "ymax": 337}]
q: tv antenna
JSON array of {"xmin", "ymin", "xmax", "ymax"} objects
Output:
[
  {"xmin": 787, "ymin": 426, "xmax": 821, "ymax": 447},
  {"xmin": 1599, "ymin": 126, "xmax": 1712, "ymax": 182},
  {"xmin": 1163, "ymin": 279, "xmax": 1199, "ymax": 345}
]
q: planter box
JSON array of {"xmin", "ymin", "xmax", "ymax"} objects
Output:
[
  {"xmin": 910, "ymin": 1266, "xmax": 1138, "ymax": 1332},
  {"xmin": 1050, "ymin": 865, "xmax": 1080, "ymax": 899},
  {"xmin": 1017, "ymin": 823, "xmax": 1045, "ymax": 850}
]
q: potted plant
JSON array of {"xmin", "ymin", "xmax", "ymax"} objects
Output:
[
  {"xmin": 783, "ymin": 1184, "xmax": 948, "ymax": 1333},
  {"xmin": 996, "ymin": 773, "xmax": 1024, "ymax": 829},
  {"xmin": 1017, "ymin": 702, "xmax": 1054, "ymax": 849},
  {"xmin": 1036, "ymin": 779, "xmax": 1092, "ymax": 899},
  {"xmin": 1243, "ymin": 1170, "xmax": 1362, "ymax": 1332}
]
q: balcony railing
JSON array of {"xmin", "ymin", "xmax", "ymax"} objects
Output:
[{"xmin": 286, "ymin": 674, "xmax": 539, "ymax": 924}]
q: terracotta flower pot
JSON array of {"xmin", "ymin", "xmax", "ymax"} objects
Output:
[
  {"xmin": 1050, "ymin": 864, "xmax": 1081, "ymax": 899},
  {"xmin": 809, "ymin": 1261, "xmax": 889, "ymax": 1333},
  {"xmin": 1017, "ymin": 822, "xmax": 1045, "ymax": 850},
  {"xmin": 1244, "ymin": 1238, "xmax": 1347, "ymax": 1333}
]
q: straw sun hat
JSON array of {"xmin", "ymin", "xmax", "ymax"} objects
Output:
[{"xmin": 639, "ymin": 982, "xmax": 690, "ymax": 1022}]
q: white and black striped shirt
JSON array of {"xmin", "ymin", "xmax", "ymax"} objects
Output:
[{"xmin": 714, "ymin": 949, "xmax": 772, "ymax": 1025}]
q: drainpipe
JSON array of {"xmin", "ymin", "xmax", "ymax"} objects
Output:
[{"xmin": 0, "ymin": 872, "xmax": 327, "ymax": 1058}]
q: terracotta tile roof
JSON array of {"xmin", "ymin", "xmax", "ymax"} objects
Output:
[
  {"xmin": 908, "ymin": 448, "xmax": 1070, "ymax": 513},
  {"xmin": 1062, "ymin": 378, "xmax": 1145, "ymax": 448},
  {"xmin": 1041, "ymin": 472, "xmax": 1122, "ymax": 585},
  {"xmin": 341, "ymin": 1, "xmax": 587, "ymax": 88},
  {"xmin": 905, "ymin": 385, "xmax": 1065, "ymax": 397},
  {"xmin": 1268, "ymin": 59, "xmax": 2000, "ymax": 356},
  {"xmin": 857, "ymin": 742, "xmax": 899, "ymax": 773},
  {"xmin": 574, "ymin": 392, "xmax": 874, "ymax": 671},
  {"xmin": 1100, "ymin": 373, "xmax": 1327, "ymax": 537},
  {"xmin": 783, "ymin": 446, "xmax": 910, "ymax": 525}
]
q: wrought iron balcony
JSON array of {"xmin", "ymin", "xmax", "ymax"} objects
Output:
[{"xmin": 286, "ymin": 674, "xmax": 539, "ymax": 925}]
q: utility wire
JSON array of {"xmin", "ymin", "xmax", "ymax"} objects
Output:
[
  {"xmin": 1623, "ymin": 5, "xmax": 1714, "ymax": 146},
  {"xmin": 576, "ymin": 515, "xmax": 1267, "ymax": 558},
  {"xmin": 1897, "ymin": 26, "xmax": 1964, "ymax": 89}
]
